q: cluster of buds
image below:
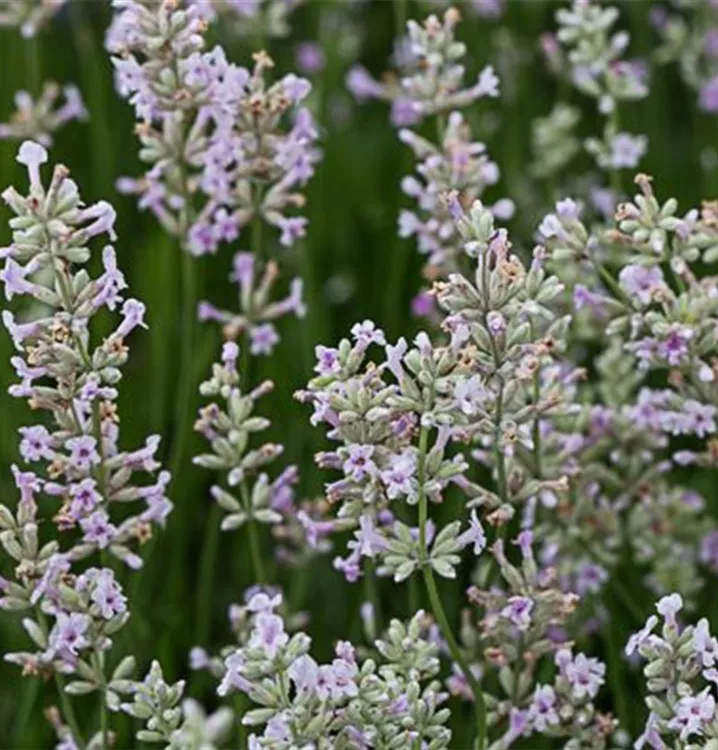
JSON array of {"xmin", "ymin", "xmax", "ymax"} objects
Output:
[
  {"xmin": 108, "ymin": 0, "xmax": 321, "ymax": 256},
  {"xmin": 0, "ymin": 141, "xmax": 172, "ymax": 566},
  {"xmin": 217, "ymin": 592, "xmax": 451, "ymax": 748},
  {"xmin": 437, "ymin": 197, "xmax": 573, "ymax": 522},
  {"xmin": 198, "ymin": 251, "xmax": 306, "ymax": 357},
  {"xmin": 398, "ymin": 110, "xmax": 513, "ymax": 279},
  {"xmin": 0, "ymin": 82, "xmax": 87, "ymax": 146},
  {"xmin": 119, "ymin": 660, "xmax": 234, "ymax": 749},
  {"xmin": 652, "ymin": 1, "xmax": 718, "ymax": 115},
  {"xmin": 194, "ymin": 342, "xmax": 300, "ymax": 534},
  {"xmin": 463, "ymin": 533, "xmax": 615, "ymax": 749},
  {"xmin": 627, "ymin": 593, "xmax": 718, "ymax": 748},
  {"xmin": 554, "ymin": 0, "xmax": 649, "ymax": 177},
  {"xmin": 190, "ymin": 0, "xmax": 303, "ymax": 40},
  {"xmin": 0, "ymin": 0, "xmax": 65, "ymax": 38},
  {"xmin": 347, "ymin": 7, "xmax": 499, "ymax": 127}
]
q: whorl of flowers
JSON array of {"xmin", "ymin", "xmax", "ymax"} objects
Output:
[
  {"xmin": 347, "ymin": 7, "xmax": 500, "ymax": 127},
  {"xmin": 198, "ymin": 251, "xmax": 306, "ymax": 357},
  {"xmin": 554, "ymin": 0, "xmax": 649, "ymax": 176},
  {"xmin": 627, "ymin": 592, "xmax": 718, "ymax": 748},
  {"xmin": 398, "ymin": 110, "xmax": 514, "ymax": 280},
  {"xmin": 0, "ymin": 82, "xmax": 87, "ymax": 146},
  {"xmin": 108, "ymin": 0, "xmax": 320, "ymax": 256},
  {"xmin": 216, "ymin": 592, "xmax": 451, "ymax": 748},
  {"xmin": 0, "ymin": 0, "xmax": 65, "ymax": 38}
]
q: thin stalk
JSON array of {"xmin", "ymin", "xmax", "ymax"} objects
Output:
[
  {"xmin": 416, "ymin": 426, "xmax": 487, "ymax": 750},
  {"xmin": 241, "ymin": 480, "xmax": 266, "ymax": 584},
  {"xmin": 194, "ymin": 503, "xmax": 222, "ymax": 647},
  {"xmin": 393, "ymin": 0, "xmax": 408, "ymax": 36},
  {"xmin": 167, "ymin": 245, "xmax": 197, "ymax": 479},
  {"xmin": 95, "ymin": 650, "xmax": 108, "ymax": 750},
  {"xmin": 604, "ymin": 615, "xmax": 630, "ymax": 734},
  {"xmin": 55, "ymin": 673, "xmax": 85, "ymax": 747},
  {"xmin": 25, "ymin": 35, "xmax": 41, "ymax": 94},
  {"xmin": 234, "ymin": 694, "xmax": 248, "ymax": 747},
  {"xmin": 363, "ymin": 558, "xmax": 382, "ymax": 634},
  {"xmin": 607, "ymin": 106, "xmax": 622, "ymax": 196}
]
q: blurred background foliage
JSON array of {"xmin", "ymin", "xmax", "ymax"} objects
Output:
[{"xmin": 0, "ymin": 1, "xmax": 716, "ymax": 746}]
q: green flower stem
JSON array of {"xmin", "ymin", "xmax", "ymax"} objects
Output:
[
  {"xmin": 393, "ymin": 0, "xmax": 407, "ymax": 36},
  {"xmin": 168, "ymin": 245, "xmax": 197, "ymax": 479},
  {"xmin": 363, "ymin": 557, "xmax": 382, "ymax": 634},
  {"xmin": 241, "ymin": 480, "xmax": 266, "ymax": 584},
  {"xmin": 416, "ymin": 425, "xmax": 487, "ymax": 750}
]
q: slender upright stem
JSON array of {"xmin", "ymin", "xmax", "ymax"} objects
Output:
[
  {"xmin": 241, "ymin": 480, "xmax": 266, "ymax": 584},
  {"xmin": 607, "ymin": 106, "xmax": 622, "ymax": 196},
  {"xmin": 416, "ymin": 426, "xmax": 487, "ymax": 750},
  {"xmin": 363, "ymin": 558, "xmax": 382, "ymax": 633},
  {"xmin": 89, "ymin": 650, "xmax": 109, "ymax": 750},
  {"xmin": 393, "ymin": 0, "xmax": 407, "ymax": 37},
  {"xmin": 168, "ymin": 246, "xmax": 197, "ymax": 478},
  {"xmin": 194, "ymin": 503, "xmax": 222, "ymax": 646}
]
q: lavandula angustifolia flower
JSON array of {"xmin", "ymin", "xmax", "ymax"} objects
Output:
[
  {"xmin": 108, "ymin": 2, "xmax": 319, "ymax": 256},
  {"xmin": 398, "ymin": 110, "xmax": 514, "ymax": 281},
  {"xmin": 0, "ymin": 0, "xmax": 66, "ymax": 38},
  {"xmin": 0, "ymin": 82, "xmax": 87, "ymax": 146},
  {"xmin": 297, "ymin": 320, "xmax": 492, "ymax": 742},
  {"xmin": 216, "ymin": 593, "xmax": 451, "ymax": 749},
  {"xmin": 627, "ymin": 592, "xmax": 718, "ymax": 748},
  {"xmin": 353, "ymin": 7, "xmax": 503, "ymax": 322},
  {"xmin": 555, "ymin": 0, "xmax": 649, "ymax": 193},
  {"xmin": 653, "ymin": 1, "xmax": 718, "ymax": 115},
  {"xmin": 109, "ymin": 0, "xmax": 320, "ymax": 480},
  {"xmin": 0, "ymin": 141, "xmax": 172, "ymax": 566},
  {"xmin": 463, "ymin": 533, "xmax": 615, "ymax": 749},
  {"xmin": 347, "ymin": 7, "xmax": 499, "ymax": 128},
  {"xmin": 0, "ymin": 141, "xmax": 171, "ymax": 748},
  {"xmin": 198, "ymin": 252, "xmax": 306, "ymax": 359}
]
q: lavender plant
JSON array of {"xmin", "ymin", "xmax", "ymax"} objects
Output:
[{"xmin": 0, "ymin": 141, "xmax": 171, "ymax": 746}]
